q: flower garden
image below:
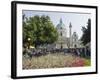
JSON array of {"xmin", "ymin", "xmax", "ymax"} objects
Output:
[{"xmin": 23, "ymin": 53, "xmax": 90, "ymax": 69}]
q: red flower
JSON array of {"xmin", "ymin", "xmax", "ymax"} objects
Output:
[{"xmin": 71, "ymin": 58, "xmax": 85, "ymax": 67}]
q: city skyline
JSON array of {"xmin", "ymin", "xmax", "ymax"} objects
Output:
[{"xmin": 23, "ymin": 10, "xmax": 91, "ymax": 39}]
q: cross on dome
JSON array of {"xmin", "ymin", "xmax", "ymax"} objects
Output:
[{"xmin": 60, "ymin": 18, "xmax": 63, "ymax": 24}]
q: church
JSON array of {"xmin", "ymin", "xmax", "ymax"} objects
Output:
[{"xmin": 53, "ymin": 18, "xmax": 82, "ymax": 49}]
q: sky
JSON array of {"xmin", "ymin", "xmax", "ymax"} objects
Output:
[{"xmin": 23, "ymin": 10, "xmax": 91, "ymax": 39}]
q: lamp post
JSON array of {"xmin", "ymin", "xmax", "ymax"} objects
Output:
[{"xmin": 27, "ymin": 38, "xmax": 31, "ymax": 49}]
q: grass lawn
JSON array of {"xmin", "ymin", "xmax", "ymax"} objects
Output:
[{"xmin": 22, "ymin": 53, "xmax": 91, "ymax": 69}]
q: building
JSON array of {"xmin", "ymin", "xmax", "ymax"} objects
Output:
[
  {"xmin": 54, "ymin": 18, "xmax": 82, "ymax": 49},
  {"xmin": 55, "ymin": 18, "xmax": 68, "ymax": 49}
]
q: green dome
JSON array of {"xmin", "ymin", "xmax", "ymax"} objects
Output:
[{"xmin": 57, "ymin": 18, "xmax": 65, "ymax": 29}]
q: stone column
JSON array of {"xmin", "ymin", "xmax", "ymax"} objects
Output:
[{"xmin": 69, "ymin": 22, "xmax": 72, "ymax": 48}]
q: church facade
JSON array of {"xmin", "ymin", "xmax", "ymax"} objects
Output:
[{"xmin": 54, "ymin": 18, "xmax": 82, "ymax": 49}]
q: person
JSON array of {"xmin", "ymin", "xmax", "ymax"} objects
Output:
[
  {"xmin": 76, "ymin": 49, "xmax": 80, "ymax": 56},
  {"xmin": 86, "ymin": 46, "xmax": 91, "ymax": 57}
]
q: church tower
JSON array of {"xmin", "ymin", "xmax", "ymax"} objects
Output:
[{"xmin": 69, "ymin": 22, "xmax": 72, "ymax": 48}]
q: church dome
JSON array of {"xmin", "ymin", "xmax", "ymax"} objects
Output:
[{"xmin": 56, "ymin": 18, "xmax": 65, "ymax": 29}]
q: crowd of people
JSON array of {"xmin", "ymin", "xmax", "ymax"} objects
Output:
[{"xmin": 23, "ymin": 46, "xmax": 91, "ymax": 60}]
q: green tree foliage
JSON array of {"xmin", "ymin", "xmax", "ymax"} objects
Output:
[
  {"xmin": 81, "ymin": 19, "xmax": 91, "ymax": 45},
  {"xmin": 23, "ymin": 15, "xmax": 58, "ymax": 48}
]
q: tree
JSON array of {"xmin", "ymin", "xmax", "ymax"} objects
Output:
[
  {"xmin": 23, "ymin": 15, "xmax": 58, "ymax": 48},
  {"xmin": 81, "ymin": 19, "xmax": 91, "ymax": 45},
  {"xmin": 40, "ymin": 15, "xmax": 58, "ymax": 44},
  {"xmin": 23, "ymin": 15, "xmax": 37, "ymax": 48}
]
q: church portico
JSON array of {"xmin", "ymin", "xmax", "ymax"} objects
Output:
[{"xmin": 55, "ymin": 43, "xmax": 68, "ymax": 49}]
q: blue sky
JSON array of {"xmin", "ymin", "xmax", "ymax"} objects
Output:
[{"xmin": 23, "ymin": 10, "xmax": 91, "ymax": 39}]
